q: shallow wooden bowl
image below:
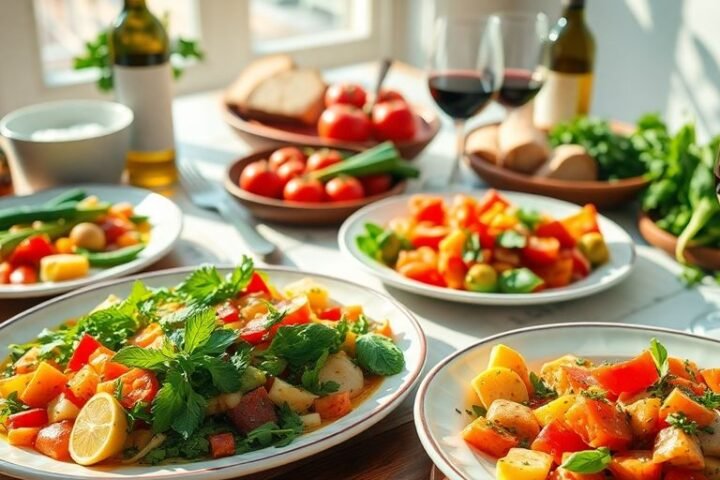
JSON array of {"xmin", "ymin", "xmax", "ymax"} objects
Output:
[
  {"xmin": 225, "ymin": 147, "xmax": 408, "ymax": 226},
  {"xmin": 465, "ymin": 122, "xmax": 650, "ymax": 209},
  {"xmin": 222, "ymin": 101, "xmax": 440, "ymax": 160},
  {"xmin": 638, "ymin": 213, "xmax": 720, "ymax": 270}
]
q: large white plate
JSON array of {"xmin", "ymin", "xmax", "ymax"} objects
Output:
[
  {"xmin": 338, "ymin": 191, "xmax": 636, "ymax": 305},
  {"xmin": 0, "ymin": 184, "xmax": 182, "ymax": 298},
  {"xmin": 0, "ymin": 266, "xmax": 426, "ymax": 480},
  {"xmin": 414, "ymin": 323, "xmax": 720, "ymax": 480}
]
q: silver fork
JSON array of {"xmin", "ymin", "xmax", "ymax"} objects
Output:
[{"xmin": 179, "ymin": 159, "xmax": 276, "ymax": 256}]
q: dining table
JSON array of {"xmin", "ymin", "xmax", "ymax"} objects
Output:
[{"xmin": 2, "ymin": 62, "xmax": 720, "ymax": 480}]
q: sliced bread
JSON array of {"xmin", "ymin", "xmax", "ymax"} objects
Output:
[{"xmin": 226, "ymin": 54, "xmax": 295, "ymax": 110}]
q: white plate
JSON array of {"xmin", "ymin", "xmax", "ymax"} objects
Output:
[
  {"xmin": 0, "ymin": 184, "xmax": 182, "ymax": 298},
  {"xmin": 0, "ymin": 266, "xmax": 426, "ymax": 480},
  {"xmin": 338, "ymin": 191, "xmax": 636, "ymax": 305},
  {"xmin": 414, "ymin": 323, "xmax": 720, "ymax": 480}
]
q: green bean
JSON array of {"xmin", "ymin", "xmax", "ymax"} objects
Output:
[
  {"xmin": 129, "ymin": 214, "xmax": 149, "ymax": 224},
  {"xmin": 80, "ymin": 244, "xmax": 146, "ymax": 268},
  {"xmin": 72, "ymin": 203, "xmax": 111, "ymax": 222},
  {"xmin": 44, "ymin": 188, "xmax": 86, "ymax": 206},
  {"xmin": 0, "ymin": 204, "xmax": 80, "ymax": 230}
]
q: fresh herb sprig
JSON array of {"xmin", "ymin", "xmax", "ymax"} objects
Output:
[
  {"xmin": 667, "ymin": 412, "xmax": 714, "ymax": 435},
  {"xmin": 561, "ymin": 447, "xmax": 612, "ymax": 474},
  {"xmin": 529, "ymin": 372, "xmax": 557, "ymax": 400}
]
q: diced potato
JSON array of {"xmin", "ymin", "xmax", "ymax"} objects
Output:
[
  {"xmin": 39, "ymin": 254, "xmax": 89, "ymax": 282},
  {"xmin": 283, "ymin": 278, "xmax": 329, "ymax": 311},
  {"xmin": 471, "ymin": 367, "xmax": 529, "ymax": 409},
  {"xmin": 705, "ymin": 456, "xmax": 720, "ymax": 480},
  {"xmin": 699, "ymin": 413, "xmax": 720, "ymax": 457},
  {"xmin": 318, "ymin": 352, "xmax": 364, "ymax": 398},
  {"xmin": 47, "ymin": 393, "xmax": 80, "ymax": 423},
  {"xmin": 532, "ymin": 394, "xmax": 577, "ymax": 427},
  {"xmin": 488, "ymin": 344, "xmax": 533, "ymax": 394},
  {"xmin": 8, "ymin": 427, "xmax": 41, "ymax": 447},
  {"xmin": 487, "ymin": 399, "xmax": 540, "ymax": 443},
  {"xmin": 267, "ymin": 378, "xmax": 318, "ymax": 414},
  {"xmin": 462, "ymin": 416, "xmax": 518, "ymax": 458},
  {"xmin": 0, "ymin": 372, "xmax": 34, "ymax": 397},
  {"xmin": 300, "ymin": 413, "xmax": 322, "ymax": 429},
  {"xmin": 540, "ymin": 355, "xmax": 586, "ymax": 394},
  {"xmin": 496, "ymin": 448, "xmax": 553, "ymax": 480},
  {"xmin": 624, "ymin": 397, "xmax": 662, "ymax": 440},
  {"xmin": 653, "ymin": 426, "xmax": 705, "ymax": 470}
]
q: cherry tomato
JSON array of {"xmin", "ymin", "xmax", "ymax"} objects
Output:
[
  {"xmin": 305, "ymin": 149, "xmax": 343, "ymax": 172},
  {"xmin": 325, "ymin": 83, "xmax": 368, "ymax": 109},
  {"xmin": 100, "ymin": 217, "xmax": 131, "ymax": 244},
  {"xmin": 216, "ymin": 302, "xmax": 240, "ymax": 324},
  {"xmin": 9, "ymin": 265, "xmax": 37, "ymax": 284},
  {"xmin": 111, "ymin": 368, "xmax": 160, "ymax": 409},
  {"xmin": 9, "ymin": 235, "xmax": 55, "ymax": 267},
  {"xmin": 317, "ymin": 105, "xmax": 372, "ymax": 142},
  {"xmin": 360, "ymin": 174, "xmax": 393, "ymax": 196},
  {"xmin": 371, "ymin": 100, "xmax": 417, "ymax": 141},
  {"xmin": 376, "ymin": 89, "xmax": 405, "ymax": 104},
  {"xmin": 239, "ymin": 160, "xmax": 284, "ymax": 198},
  {"xmin": 325, "ymin": 176, "xmax": 364, "ymax": 202},
  {"xmin": 283, "ymin": 177, "xmax": 325, "ymax": 203},
  {"xmin": 0, "ymin": 262, "xmax": 11, "ymax": 284},
  {"xmin": 276, "ymin": 160, "xmax": 305, "ymax": 187},
  {"xmin": 268, "ymin": 147, "xmax": 306, "ymax": 172}
]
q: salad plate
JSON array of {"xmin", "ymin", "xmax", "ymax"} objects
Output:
[
  {"xmin": 338, "ymin": 191, "xmax": 635, "ymax": 305},
  {"xmin": 414, "ymin": 323, "xmax": 720, "ymax": 480},
  {"xmin": 0, "ymin": 265, "xmax": 426, "ymax": 480},
  {"xmin": 0, "ymin": 184, "xmax": 182, "ymax": 299}
]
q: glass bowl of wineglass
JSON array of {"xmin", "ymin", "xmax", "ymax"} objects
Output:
[{"xmin": 427, "ymin": 14, "xmax": 503, "ymax": 186}]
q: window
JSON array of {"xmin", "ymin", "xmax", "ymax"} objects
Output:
[{"xmin": 33, "ymin": 0, "xmax": 201, "ymax": 86}]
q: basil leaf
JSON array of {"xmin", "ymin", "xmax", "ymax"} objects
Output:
[
  {"xmin": 649, "ymin": 338, "xmax": 669, "ymax": 376},
  {"xmin": 495, "ymin": 230, "xmax": 527, "ymax": 249},
  {"xmin": 462, "ymin": 232, "xmax": 483, "ymax": 263},
  {"xmin": 517, "ymin": 208, "xmax": 542, "ymax": 230},
  {"xmin": 498, "ymin": 268, "xmax": 544, "ymax": 293},
  {"xmin": 268, "ymin": 323, "xmax": 342, "ymax": 367},
  {"xmin": 113, "ymin": 346, "xmax": 173, "ymax": 370},
  {"xmin": 355, "ymin": 333, "xmax": 405, "ymax": 376},
  {"xmin": 561, "ymin": 447, "xmax": 611, "ymax": 474}
]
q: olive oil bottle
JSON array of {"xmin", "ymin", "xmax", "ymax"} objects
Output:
[
  {"xmin": 534, "ymin": 0, "xmax": 595, "ymax": 129},
  {"xmin": 111, "ymin": 0, "xmax": 177, "ymax": 188}
]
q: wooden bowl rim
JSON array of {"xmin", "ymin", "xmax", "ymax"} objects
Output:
[{"xmin": 638, "ymin": 212, "xmax": 720, "ymax": 256}]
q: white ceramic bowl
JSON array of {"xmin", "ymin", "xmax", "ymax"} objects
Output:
[{"xmin": 0, "ymin": 100, "xmax": 133, "ymax": 192}]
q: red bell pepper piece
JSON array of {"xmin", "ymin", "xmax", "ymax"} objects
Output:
[
  {"xmin": 6, "ymin": 408, "xmax": 48, "ymax": 429},
  {"xmin": 67, "ymin": 334, "xmax": 102, "ymax": 372},
  {"xmin": 409, "ymin": 195, "xmax": 446, "ymax": 225},
  {"xmin": 244, "ymin": 272, "xmax": 270, "ymax": 295},
  {"xmin": 318, "ymin": 306, "xmax": 343, "ymax": 321},
  {"xmin": 475, "ymin": 189, "xmax": 509, "ymax": 216},
  {"xmin": 209, "ymin": 432, "xmax": 236, "ymax": 458},
  {"xmin": 536, "ymin": 221, "xmax": 576, "ymax": 248},
  {"xmin": 410, "ymin": 223, "xmax": 449, "ymax": 250},
  {"xmin": 522, "ymin": 236, "xmax": 560, "ymax": 266},
  {"xmin": 568, "ymin": 249, "xmax": 591, "ymax": 279},
  {"xmin": 239, "ymin": 296, "xmax": 312, "ymax": 344},
  {"xmin": 531, "ymin": 419, "xmax": 588, "ymax": 464},
  {"xmin": 592, "ymin": 351, "xmax": 659, "ymax": 396},
  {"xmin": 216, "ymin": 302, "xmax": 240, "ymax": 324},
  {"xmin": 9, "ymin": 235, "xmax": 55, "ymax": 267}
]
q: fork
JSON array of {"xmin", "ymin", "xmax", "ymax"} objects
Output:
[{"xmin": 179, "ymin": 159, "xmax": 276, "ymax": 256}]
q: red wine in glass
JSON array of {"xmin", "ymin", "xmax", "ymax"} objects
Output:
[
  {"xmin": 498, "ymin": 68, "xmax": 543, "ymax": 108},
  {"xmin": 428, "ymin": 71, "xmax": 497, "ymax": 119}
]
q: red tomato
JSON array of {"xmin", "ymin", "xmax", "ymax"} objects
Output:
[
  {"xmin": 371, "ymin": 100, "xmax": 417, "ymax": 141},
  {"xmin": 243, "ymin": 272, "xmax": 271, "ymax": 295},
  {"xmin": 34, "ymin": 421, "xmax": 72, "ymax": 461},
  {"xmin": 276, "ymin": 160, "xmax": 305, "ymax": 187},
  {"xmin": 565, "ymin": 396, "xmax": 632, "ymax": 450},
  {"xmin": 283, "ymin": 177, "xmax": 325, "ymax": 203},
  {"xmin": 476, "ymin": 189, "xmax": 509, "ymax": 216},
  {"xmin": 240, "ymin": 160, "xmax": 283, "ymax": 198},
  {"xmin": 324, "ymin": 83, "xmax": 368, "ymax": 109},
  {"xmin": 360, "ymin": 174, "xmax": 393, "ymax": 197},
  {"xmin": 376, "ymin": 89, "xmax": 405, "ymax": 104},
  {"xmin": 411, "ymin": 223, "xmax": 449, "ymax": 249},
  {"xmin": 592, "ymin": 351, "xmax": 659, "ymax": 396},
  {"xmin": 397, "ymin": 261, "xmax": 446, "ymax": 287},
  {"xmin": 531, "ymin": 419, "xmax": 588, "ymax": 464},
  {"xmin": 111, "ymin": 369, "xmax": 160, "ymax": 409},
  {"xmin": 268, "ymin": 147, "xmax": 306, "ymax": 172},
  {"xmin": 305, "ymin": 149, "xmax": 344, "ymax": 172},
  {"xmin": 531, "ymin": 256, "xmax": 573, "ymax": 288},
  {"xmin": 409, "ymin": 195, "xmax": 446, "ymax": 225},
  {"xmin": 7, "ymin": 408, "xmax": 48, "ymax": 429},
  {"xmin": 9, "ymin": 265, "xmax": 37, "ymax": 284},
  {"xmin": 536, "ymin": 221, "xmax": 576, "ymax": 248},
  {"xmin": 561, "ymin": 366, "xmax": 601, "ymax": 393},
  {"xmin": 0, "ymin": 262, "xmax": 11, "ymax": 284},
  {"xmin": 325, "ymin": 176, "xmax": 364, "ymax": 202},
  {"xmin": 522, "ymin": 236, "xmax": 560, "ymax": 265},
  {"xmin": 9, "ymin": 235, "xmax": 54, "ymax": 267},
  {"xmin": 608, "ymin": 451, "xmax": 662, "ymax": 480},
  {"xmin": 239, "ymin": 296, "xmax": 311, "ymax": 344},
  {"xmin": 317, "ymin": 105, "xmax": 372, "ymax": 142},
  {"xmin": 318, "ymin": 306, "xmax": 343, "ymax": 321},
  {"xmin": 569, "ymin": 248, "xmax": 591, "ymax": 279},
  {"xmin": 67, "ymin": 334, "xmax": 102, "ymax": 372},
  {"xmin": 100, "ymin": 217, "xmax": 130, "ymax": 244},
  {"xmin": 209, "ymin": 432, "xmax": 236, "ymax": 459},
  {"xmin": 216, "ymin": 302, "xmax": 240, "ymax": 324}
]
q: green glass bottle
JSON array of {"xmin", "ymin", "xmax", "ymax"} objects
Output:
[{"xmin": 111, "ymin": 0, "xmax": 177, "ymax": 188}]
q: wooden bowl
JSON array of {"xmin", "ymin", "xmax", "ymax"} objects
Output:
[
  {"xmin": 465, "ymin": 122, "xmax": 650, "ymax": 209},
  {"xmin": 225, "ymin": 147, "xmax": 408, "ymax": 226},
  {"xmin": 638, "ymin": 213, "xmax": 720, "ymax": 270},
  {"xmin": 222, "ymin": 101, "xmax": 440, "ymax": 160}
]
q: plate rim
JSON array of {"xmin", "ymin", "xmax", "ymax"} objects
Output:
[
  {"xmin": 414, "ymin": 322, "xmax": 720, "ymax": 480},
  {"xmin": 0, "ymin": 184, "xmax": 183, "ymax": 299},
  {"xmin": 0, "ymin": 264, "xmax": 427, "ymax": 480},
  {"xmin": 338, "ymin": 190, "xmax": 637, "ymax": 305}
]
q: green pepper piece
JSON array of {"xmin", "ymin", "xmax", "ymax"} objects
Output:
[
  {"xmin": 498, "ymin": 268, "xmax": 544, "ymax": 294},
  {"xmin": 79, "ymin": 244, "xmax": 145, "ymax": 268}
]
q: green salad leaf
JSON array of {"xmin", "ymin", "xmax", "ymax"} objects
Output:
[
  {"xmin": 355, "ymin": 333, "xmax": 405, "ymax": 376},
  {"xmin": 267, "ymin": 323, "xmax": 342, "ymax": 367},
  {"xmin": 561, "ymin": 447, "xmax": 612, "ymax": 474}
]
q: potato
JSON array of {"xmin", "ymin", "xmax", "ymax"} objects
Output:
[
  {"xmin": 206, "ymin": 391, "xmax": 243, "ymax": 416},
  {"xmin": 318, "ymin": 351, "xmax": 364, "ymax": 398},
  {"xmin": 267, "ymin": 378, "xmax": 317, "ymax": 414},
  {"xmin": 283, "ymin": 278, "xmax": 329, "ymax": 311},
  {"xmin": 488, "ymin": 344, "xmax": 533, "ymax": 394},
  {"xmin": 653, "ymin": 426, "xmax": 705, "ymax": 470},
  {"xmin": 0, "ymin": 372, "xmax": 33, "ymax": 397},
  {"xmin": 496, "ymin": 448, "xmax": 553, "ymax": 480},
  {"xmin": 471, "ymin": 367, "xmax": 529, "ymax": 409},
  {"xmin": 624, "ymin": 397, "xmax": 662, "ymax": 440},
  {"xmin": 540, "ymin": 355, "xmax": 586, "ymax": 394},
  {"xmin": 532, "ymin": 394, "xmax": 577, "ymax": 427},
  {"xmin": 705, "ymin": 456, "xmax": 720, "ymax": 480},
  {"xmin": 699, "ymin": 413, "xmax": 720, "ymax": 457},
  {"xmin": 487, "ymin": 399, "xmax": 540, "ymax": 443},
  {"xmin": 300, "ymin": 413, "xmax": 322, "ymax": 429},
  {"xmin": 40, "ymin": 254, "xmax": 90, "ymax": 282},
  {"xmin": 47, "ymin": 394, "xmax": 80, "ymax": 423}
]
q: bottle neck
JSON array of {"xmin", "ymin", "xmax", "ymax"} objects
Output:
[
  {"xmin": 562, "ymin": 2, "xmax": 586, "ymax": 24},
  {"xmin": 123, "ymin": 0, "xmax": 147, "ymax": 10}
]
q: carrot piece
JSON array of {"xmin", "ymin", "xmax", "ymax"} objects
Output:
[
  {"xmin": 653, "ymin": 426, "xmax": 705, "ymax": 470},
  {"xmin": 565, "ymin": 397, "xmax": 632, "ymax": 451},
  {"xmin": 7, "ymin": 427, "xmax": 41, "ymax": 447},
  {"xmin": 130, "ymin": 323, "xmax": 163, "ymax": 348},
  {"xmin": 341, "ymin": 305, "xmax": 363, "ymax": 322},
  {"xmin": 34, "ymin": 421, "xmax": 73, "ymax": 461},
  {"xmin": 701, "ymin": 368, "xmax": 720, "ymax": 393},
  {"xmin": 660, "ymin": 388, "xmax": 716, "ymax": 427},
  {"xmin": 668, "ymin": 357, "xmax": 701, "ymax": 382},
  {"xmin": 607, "ymin": 451, "xmax": 661, "ymax": 480},
  {"xmin": 209, "ymin": 432, "xmax": 235, "ymax": 459},
  {"xmin": 18, "ymin": 362, "xmax": 68, "ymax": 408},
  {"xmin": 66, "ymin": 364, "xmax": 100, "ymax": 406},
  {"xmin": 461, "ymin": 416, "xmax": 519, "ymax": 458},
  {"xmin": 314, "ymin": 391, "xmax": 352, "ymax": 420}
]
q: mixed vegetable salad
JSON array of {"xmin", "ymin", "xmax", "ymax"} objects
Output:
[
  {"xmin": 463, "ymin": 340, "xmax": 720, "ymax": 479},
  {"xmin": 0, "ymin": 188, "xmax": 148, "ymax": 285},
  {"xmin": 357, "ymin": 190, "xmax": 609, "ymax": 293},
  {"xmin": 0, "ymin": 259, "xmax": 405, "ymax": 466}
]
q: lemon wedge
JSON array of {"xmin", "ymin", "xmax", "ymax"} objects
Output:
[{"xmin": 69, "ymin": 392, "xmax": 128, "ymax": 465}]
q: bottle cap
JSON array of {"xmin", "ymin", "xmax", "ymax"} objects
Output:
[{"xmin": 563, "ymin": 0, "xmax": 585, "ymax": 7}]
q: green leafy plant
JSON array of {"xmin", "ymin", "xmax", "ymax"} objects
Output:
[{"xmin": 561, "ymin": 447, "xmax": 612, "ymax": 474}]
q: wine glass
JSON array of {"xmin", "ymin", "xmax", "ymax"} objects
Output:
[
  {"xmin": 496, "ymin": 11, "xmax": 549, "ymax": 111},
  {"xmin": 428, "ymin": 15, "xmax": 503, "ymax": 185}
]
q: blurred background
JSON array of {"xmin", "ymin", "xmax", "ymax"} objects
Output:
[{"xmin": 0, "ymin": 0, "xmax": 718, "ymax": 139}]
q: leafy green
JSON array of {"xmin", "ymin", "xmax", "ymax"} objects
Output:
[
  {"xmin": 495, "ymin": 230, "xmax": 527, "ymax": 249},
  {"xmin": 649, "ymin": 338, "xmax": 669, "ymax": 377},
  {"xmin": 176, "ymin": 260, "xmax": 254, "ymax": 307},
  {"xmin": 561, "ymin": 447, "xmax": 611, "ymax": 474},
  {"xmin": 471, "ymin": 405, "xmax": 487, "ymax": 418},
  {"xmin": 356, "ymin": 223, "xmax": 410, "ymax": 266},
  {"xmin": 267, "ymin": 323, "xmax": 342, "ymax": 367},
  {"xmin": 0, "ymin": 392, "xmax": 28, "ymax": 424},
  {"xmin": 235, "ymin": 404, "xmax": 304, "ymax": 453},
  {"xmin": 529, "ymin": 372, "xmax": 557, "ymax": 399},
  {"xmin": 355, "ymin": 333, "xmax": 405, "ymax": 376},
  {"xmin": 498, "ymin": 268, "xmax": 544, "ymax": 294},
  {"xmin": 667, "ymin": 412, "xmax": 714, "ymax": 435},
  {"xmin": 517, "ymin": 209, "xmax": 542, "ymax": 230},
  {"xmin": 300, "ymin": 350, "xmax": 340, "ymax": 396},
  {"xmin": 462, "ymin": 232, "xmax": 483, "ymax": 263}
]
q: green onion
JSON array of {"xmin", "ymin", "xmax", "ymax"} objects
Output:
[{"xmin": 309, "ymin": 142, "xmax": 420, "ymax": 181}]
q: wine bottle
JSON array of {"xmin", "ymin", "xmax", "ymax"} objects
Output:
[
  {"xmin": 111, "ymin": 0, "xmax": 177, "ymax": 188},
  {"xmin": 534, "ymin": 0, "xmax": 595, "ymax": 130}
]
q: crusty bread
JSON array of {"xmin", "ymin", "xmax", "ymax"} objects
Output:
[
  {"xmin": 243, "ymin": 69, "xmax": 326, "ymax": 126},
  {"xmin": 498, "ymin": 103, "xmax": 550, "ymax": 174},
  {"xmin": 466, "ymin": 125, "xmax": 499, "ymax": 164},
  {"xmin": 535, "ymin": 144, "xmax": 598, "ymax": 181}
]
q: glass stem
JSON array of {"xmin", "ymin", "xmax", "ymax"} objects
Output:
[{"xmin": 451, "ymin": 119, "xmax": 466, "ymax": 185}]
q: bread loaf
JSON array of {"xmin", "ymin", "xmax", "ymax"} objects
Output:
[
  {"xmin": 466, "ymin": 125, "xmax": 500, "ymax": 164},
  {"xmin": 535, "ymin": 144, "xmax": 598, "ymax": 181},
  {"xmin": 226, "ymin": 55, "xmax": 294, "ymax": 109},
  {"xmin": 498, "ymin": 103, "xmax": 550, "ymax": 174},
  {"xmin": 244, "ymin": 69, "xmax": 326, "ymax": 126}
]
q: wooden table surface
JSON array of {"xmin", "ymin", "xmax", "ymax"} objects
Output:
[{"xmin": 2, "ymin": 62, "xmax": 720, "ymax": 480}]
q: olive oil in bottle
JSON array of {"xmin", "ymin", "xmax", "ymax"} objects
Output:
[
  {"xmin": 111, "ymin": 0, "xmax": 177, "ymax": 188},
  {"xmin": 534, "ymin": 0, "xmax": 595, "ymax": 130}
]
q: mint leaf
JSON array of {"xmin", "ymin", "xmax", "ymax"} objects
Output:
[
  {"xmin": 199, "ymin": 356, "xmax": 242, "ymax": 393},
  {"xmin": 183, "ymin": 308, "xmax": 216, "ymax": 354},
  {"xmin": 649, "ymin": 338, "xmax": 669, "ymax": 376},
  {"xmin": 151, "ymin": 370, "xmax": 187, "ymax": 434},
  {"xmin": 171, "ymin": 387, "xmax": 207, "ymax": 439},
  {"xmin": 301, "ymin": 350, "xmax": 340, "ymax": 396},
  {"xmin": 355, "ymin": 333, "xmax": 405, "ymax": 376},
  {"xmin": 268, "ymin": 323, "xmax": 342, "ymax": 367},
  {"xmin": 177, "ymin": 266, "xmax": 223, "ymax": 302},
  {"xmin": 176, "ymin": 259, "xmax": 255, "ymax": 307},
  {"xmin": 351, "ymin": 315, "xmax": 370, "ymax": 335},
  {"xmin": 0, "ymin": 392, "xmax": 28, "ymax": 424},
  {"xmin": 77, "ymin": 307, "xmax": 138, "ymax": 350},
  {"xmin": 235, "ymin": 404, "xmax": 304, "ymax": 453},
  {"xmin": 113, "ymin": 346, "xmax": 173, "ymax": 370},
  {"xmin": 119, "ymin": 280, "xmax": 152, "ymax": 316},
  {"xmin": 193, "ymin": 329, "xmax": 238, "ymax": 356},
  {"xmin": 495, "ymin": 230, "xmax": 527, "ymax": 249},
  {"xmin": 562, "ymin": 448, "xmax": 611, "ymax": 474}
]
